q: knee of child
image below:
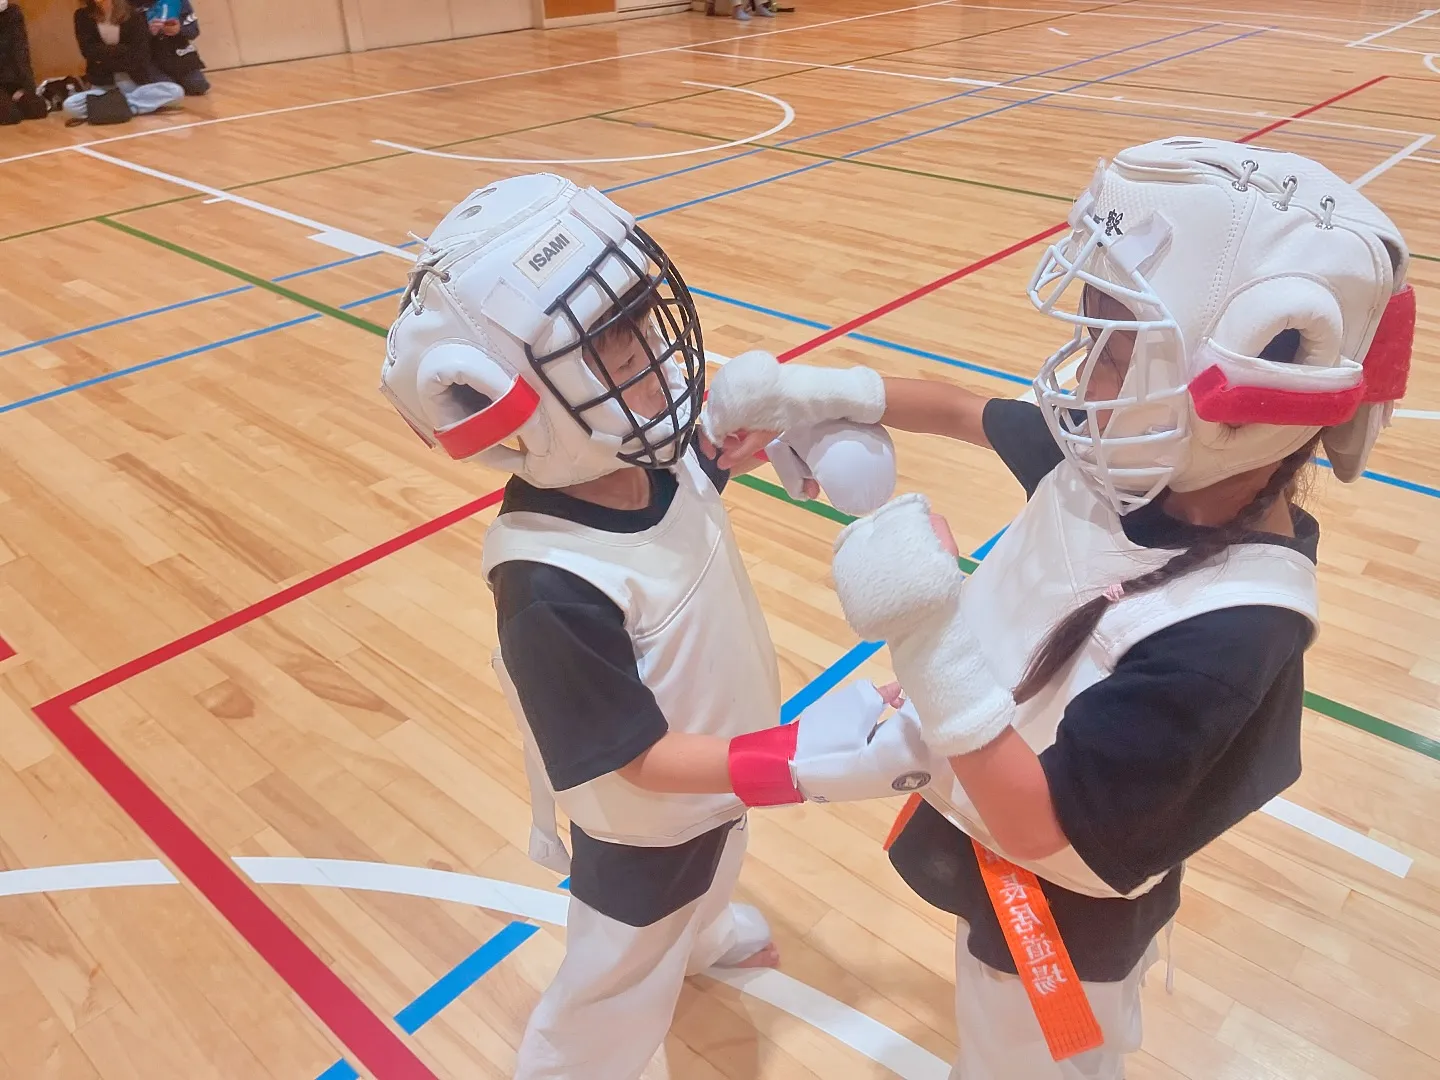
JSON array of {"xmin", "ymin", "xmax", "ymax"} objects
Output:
[
  {"xmin": 183, "ymin": 72, "xmax": 209, "ymax": 96},
  {"xmin": 61, "ymin": 92, "xmax": 87, "ymax": 118}
]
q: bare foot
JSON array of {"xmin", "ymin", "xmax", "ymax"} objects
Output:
[{"xmin": 731, "ymin": 941, "xmax": 781, "ymax": 968}]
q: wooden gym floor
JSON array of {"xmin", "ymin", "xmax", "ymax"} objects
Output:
[{"xmin": 2, "ymin": 1, "xmax": 1440, "ymax": 1076}]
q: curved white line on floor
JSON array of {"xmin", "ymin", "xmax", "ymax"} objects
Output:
[
  {"xmin": 372, "ymin": 82, "xmax": 795, "ymax": 166},
  {"xmin": 234, "ymin": 856, "xmax": 573, "ymax": 926},
  {"xmin": 0, "ymin": 859, "xmax": 176, "ymax": 896},
  {"xmin": 1426, "ymin": 53, "xmax": 1440, "ymax": 74},
  {"xmin": 710, "ymin": 967, "xmax": 950, "ymax": 1079},
  {"xmin": 0, "ymin": 856, "xmax": 948, "ymax": 1078}
]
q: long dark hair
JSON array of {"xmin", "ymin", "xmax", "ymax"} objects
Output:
[{"xmin": 1011, "ymin": 431, "xmax": 1323, "ymax": 705}]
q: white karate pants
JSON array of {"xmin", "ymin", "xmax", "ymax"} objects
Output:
[
  {"xmin": 949, "ymin": 923, "xmax": 1158, "ymax": 1079},
  {"xmin": 515, "ymin": 820, "xmax": 754, "ymax": 1080}
]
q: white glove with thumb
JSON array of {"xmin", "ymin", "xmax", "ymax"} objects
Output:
[
  {"xmin": 831, "ymin": 493, "xmax": 1016, "ymax": 756},
  {"xmin": 703, "ymin": 350, "xmax": 886, "ymax": 443},
  {"xmin": 767, "ymin": 420, "xmax": 897, "ymax": 516},
  {"xmin": 791, "ymin": 680, "xmax": 935, "ymax": 802}
]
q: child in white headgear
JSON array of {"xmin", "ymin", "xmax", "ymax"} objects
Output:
[
  {"xmin": 379, "ymin": 173, "xmax": 934, "ymax": 1080},
  {"xmin": 703, "ymin": 138, "xmax": 1415, "ymax": 1078}
]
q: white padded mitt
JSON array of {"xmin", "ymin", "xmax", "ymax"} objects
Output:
[
  {"xmin": 768, "ymin": 420, "xmax": 897, "ymax": 516},
  {"xmin": 703, "ymin": 350, "xmax": 886, "ymax": 442},
  {"xmin": 831, "ymin": 494, "xmax": 1016, "ymax": 756}
]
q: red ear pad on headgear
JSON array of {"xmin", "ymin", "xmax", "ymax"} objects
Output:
[{"xmin": 1361, "ymin": 284, "xmax": 1414, "ymax": 404}]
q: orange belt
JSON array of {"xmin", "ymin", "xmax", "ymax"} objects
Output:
[{"xmin": 885, "ymin": 793, "xmax": 1104, "ymax": 1062}]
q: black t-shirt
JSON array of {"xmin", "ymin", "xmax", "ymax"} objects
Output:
[
  {"xmin": 490, "ymin": 450, "xmax": 734, "ymax": 928},
  {"xmin": 889, "ymin": 399, "xmax": 1316, "ymax": 981}
]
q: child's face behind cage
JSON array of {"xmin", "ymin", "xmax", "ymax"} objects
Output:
[{"xmin": 583, "ymin": 301, "xmax": 674, "ymax": 424}]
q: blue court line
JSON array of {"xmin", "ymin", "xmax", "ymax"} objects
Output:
[
  {"xmin": 0, "ymin": 246, "xmax": 408, "ymax": 361},
  {"xmin": 635, "ymin": 28, "xmax": 1260, "ymax": 223},
  {"xmin": 1021, "ymin": 99, "xmax": 1408, "ymax": 153},
  {"xmin": 0, "ymin": 287, "xmax": 402, "ymax": 415},
  {"xmin": 1317, "ymin": 456, "xmax": 1440, "ymax": 499},
  {"xmin": 609, "ymin": 23, "xmax": 1217, "ymax": 197},
  {"xmin": 847, "ymin": 29, "xmax": 1264, "ymax": 161},
  {"xmin": 4, "ymin": 32, "xmax": 1213, "ymax": 362},
  {"xmin": 780, "ymin": 528, "xmax": 1005, "ymax": 726},
  {"xmin": 0, "ymin": 31, "xmax": 1235, "ymax": 358},
  {"xmin": 6, "ymin": 274, "xmax": 1437, "ymax": 504},
  {"xmin": 304, "ymin": 523, "xmax": 1000, "ymax": 1077},
  {"xmin": 690, "ymin": 286, "xmax": 1030, "ymax": 386},
  {"xmin": 318, "ymin": 922, "xmax": 543, "ymax": 1080},
  {"xmin": 0, "ymin": 314, "xmax": 323, "ymax": 414}
]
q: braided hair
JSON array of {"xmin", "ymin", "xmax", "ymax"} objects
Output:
[{"xmin": 1012, "ymin": 328, "xmax": 1322, "ymax": 705}]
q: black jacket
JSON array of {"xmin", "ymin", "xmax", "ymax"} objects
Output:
[
  {"xmin": 136, "ymin": 0, "xmax": 203, "ymax": 79},
  {"xmin": 74, "ymin": 7, "xmax": 164, "ymax": 86},
  {"xmin": 0, "ymin": 4, "xmax": 37, "ymax": 93}
]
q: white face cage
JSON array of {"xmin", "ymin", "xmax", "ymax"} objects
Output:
[{"xmin": 1026, "ymin": 202, "xmax": 1189, "ymax": 515}]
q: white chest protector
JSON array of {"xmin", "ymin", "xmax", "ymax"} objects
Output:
[
  {"xmin": 483, "ymin": 451, "xmax": 782, "ymax": 854},
  {"xmin": 925, "ymin": 461, "xmax": 1319, "ymax": 898}
]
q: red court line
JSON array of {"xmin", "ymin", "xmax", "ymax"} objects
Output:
[
  {"xmin": 775, "ymin": 74, "xmax": 1391, "ymax": 361},
  {"xmin": 777, "ymin": 224, "xmax": 1071, "ymax": 362},
  {"xmin": 26, "ymin": 71, "xmax": 1389, "ymax": 1080},
  {"xmin": 30, "ymin": 697, "xmax": 438, "ymax": 1079},
  {"xmin": 54, "ymin": 489, "xmax": 508, "ymax": 707},
  {"xmin": 1242, "ymin": 74, "xmax": 1390, "ymax": 144},
  {"xmin": 0, "ymin": 634, "xmax": 14, "ymax": 662}
]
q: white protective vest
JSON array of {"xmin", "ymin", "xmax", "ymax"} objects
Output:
[
  {"xmin": 483, "ymin": 451, "xmax": 782, "ymax": 858},
  {"xmin": 925, "ymin": 460, "xmax": 1319, "ymax": 899}
]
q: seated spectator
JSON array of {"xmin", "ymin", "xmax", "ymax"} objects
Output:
[
  {"xmin": 64, "ymin": 0, "xmax": 182, "ymax": 121},
  {"xmin": 0, "ymin": 0, "xmax": 49, "ymax": 124},
  {"xmin": 137, "ymin": 0, "xmax": 207, "ymax": 96}
]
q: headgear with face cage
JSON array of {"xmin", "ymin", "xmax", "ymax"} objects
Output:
[
  {"xmin": 1026, "ymin": 137, "xmax": 1415, "ymax": 514},
  {"xmin": 380, "ymin": 173, "xmax": 705, "ymax": 488}
]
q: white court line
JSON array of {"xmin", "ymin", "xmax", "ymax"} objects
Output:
[
  {"xmin": 1352, "ymin": 133, "xmax": 1436, "ymax": 188},
  {"xmin": 946, "ymin": 3, "xmax": 1440, "ymax": 57},
  {"xmin": 0, "ymin": 859, "xmax": 176, "ymax": 896},
  {"xmin": 235, "ymin": 857, "xmax": 574, "ymax": 926},
  {"xmin": 0, "ymin": 855, "xmax": 948, "ymax": 1078},
  {"xmin": 1044, "ymin": 0, "xmax": 1402, "ymax": 27},
  {"xmin": 1427, "ymin": 52, "xmax": 1440, "ymax": 73},
  {"xmin": 73, "ymin": 145, "xmax": 413, "ymax": 261},
  {"xmin": 710, "ymin": 968, "xmax": 951, "ymax": 1079},
  {"xmin": 1048, "ymin": 26, "xmax": 1070, "ymax": 36},
  {"xmin": 1261, "ymin": 798, "xmax": 1412, "ymax": 877},
  {"xmin": 374, "ymin": 81, "xmax": 794, "ymax": 165},
  {"xmin": 0, "ymin": 0, "xmax": 960, "ymax": 169},
  {"xmin": 683, "ymin": 49, "xmax": 1001, "ymax": 87},
  {"xmin": 684, "ymin": 47, "xmax": 1423, "ymax": 137},
  {"xmin": 1349, "ymin": 8, "xmax": 1438, "ymax": 48}
]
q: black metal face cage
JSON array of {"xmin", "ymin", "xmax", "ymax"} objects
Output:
[{"xmin": 526, "ymin": 225, "xmax": 705, "ymax": 471}]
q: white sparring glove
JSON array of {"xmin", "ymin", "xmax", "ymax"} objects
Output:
[
  {"xmin": 767, "ymin": 420, "xmax": 897, "ymax": 517},
  {"xmin": 831, "ymin": 493, "xmax": 1017, "ymax": 757},
  {"xmin": 703, "ymin": 350, "xmax": 886, "ymax": 443},
  {"xmin": 726, "ymin": 680, "xmax": 934, "ymax": 806}
]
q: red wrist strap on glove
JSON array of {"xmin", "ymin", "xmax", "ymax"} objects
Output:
[{"xmin": 727, "ymin": 724, "xmax": 803, "ymax": 807}]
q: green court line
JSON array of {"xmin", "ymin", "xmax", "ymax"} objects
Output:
[
  {"xmin": 596, "ymin": 114, "xmax": 1071, "ymax": 202},
  {"xmin": 1415, "ymin": 252, "xmax": 1440, "ymax": 263},
  {"xmin": 96, "ymin": 196, "xmax": 1439, "ymax": 768},
  {"xmin": 878, "ymin": 49, "xmax": 1437, "ymax": 126},
  {"xmin": 4, "ymin": 4, "xmax": 1121, "ymax": 245},
  {"xmin": 735, "ymin": 484, "xmax": 1438, "ymax": 764},
  {"xmin": 1, "ymin": 193, "xmax": 199, "ymax": 244},
  {"xmin": 98, "ymin": 217, "xmax": 388, "ymax": 338},
  {"xmin": 733, "ymin": 473, "xmax": 981, "ymax": 572},
  {"xmin": 1304, "ymin": 692, "xmax": 1440, "ymax": 760}
]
